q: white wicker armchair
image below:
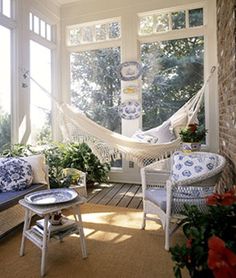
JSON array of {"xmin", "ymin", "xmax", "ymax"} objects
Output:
[{"xmin": 140, "ymin": 151, "xmax": 226, "ymax": 251}]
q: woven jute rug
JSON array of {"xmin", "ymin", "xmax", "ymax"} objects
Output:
[{"xmin": 0, "ymin": 203, "xmax": 188, "ymax": 278}]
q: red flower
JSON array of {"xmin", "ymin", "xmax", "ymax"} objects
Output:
[
  {"xmin": 206, "ymin": 189, "xmax": 236, "ymax": 206},
  {"xmin": 188, "ymin": 124, "xmax": 198, "ymax": 133},
  {"xmin": 208, "ymin": 236, "xmax": 236, "ymax": 278},
  {"xmin": 186, "ymin": 239, "xmax": 192, "ymax": 249}
]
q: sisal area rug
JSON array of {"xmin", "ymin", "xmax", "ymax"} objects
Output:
[{"xmin": 0, "ymin": 204, "xmax": 188, "ymax": 278}]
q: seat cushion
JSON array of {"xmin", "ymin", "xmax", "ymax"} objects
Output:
[
  {"xmin": 144, "ymin": 188, "xmax": 167, "ymax": 211},
  {"xmin": 0, "ymin": 183, "xmax": 48, "ymax": 212}
]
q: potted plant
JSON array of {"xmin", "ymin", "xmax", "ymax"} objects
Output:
[
  {"xmin": 179, "ymin": 123, "xmax": 207, "ymax": 152},
  {"xmin": 170, "ymin": 188, "xmax": 236, "ymax": 278},
  {"xmin": 62, "ymin": 168, "xmax": 87, "ymax": 197}
]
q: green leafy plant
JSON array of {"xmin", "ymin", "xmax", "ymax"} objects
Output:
[
  {"xmin": 170, "ymin": 189, "xmax": 236, "ymax": 278},
  {"xmin": 179, "ymin": 124, "xmax": 207, "ymax": 143},
  {"xmin": 0, "ymin": 142, "xmax": 111, "ymax": 188}
]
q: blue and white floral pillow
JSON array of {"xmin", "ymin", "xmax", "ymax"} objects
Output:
[
  {"xmin": 0, "ymin": 158, "xmax": 33, "ymax": 192},
  {"xmin": 171, "ymin": 151, "xmax": 218, "ymax": 182}
]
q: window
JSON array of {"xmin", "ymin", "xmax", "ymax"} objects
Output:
[
  {"xmin": 139, "ymin": 7, "xmax": 203, "ymax": 35},
  {"xmin": 29, "ymin": 41, "xmax": 52, "ymax": 145},
  {"xmin": 0, "ymin": 25, "xmax": 11, "ymax": 151},
  {"xmin": 29, "ymin": 12, "xmax": 54, "ymax": 42},
  {"xmin": 139, "ymin": 6, "xmax": 205, "ymax": 134},
  {"xmin": 0, "ymin": 0, "xmax": 12, "ymax": 18},
  {"xmin": 70, "ymin": 47, "xmax": 121, "ymax": 133},
  {"xmin": 141, "ymin": 37, "xmax": 204, "ymax": 130},
  {"xmin": 67, "ymin": 19, "xmax": 120, "ymax": 46}
]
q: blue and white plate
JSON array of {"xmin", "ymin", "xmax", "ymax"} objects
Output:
[
  {"xmin": 118, "ymin": 61, "xmax": 143, "ymax": 81},
  {"xmin": 24, "ymin": 188, "xmax": 78, "ymax": 205},
  {"xmin": 118, "ymin": 100, "xmax": 142, "ymax": 120}
]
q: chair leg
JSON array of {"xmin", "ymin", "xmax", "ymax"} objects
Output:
[
  {"xmin": 164, "ymin": 220, "xmax": 170, "ymax": 251},
  {"xmin": 141, "ymin": 212, "xmax": 146, "ymax": 229}
]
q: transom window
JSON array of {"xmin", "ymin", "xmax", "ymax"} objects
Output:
[
  {"xmin": 139, "ymin": 7, "xmax": 203, "ymax": 35},
  {"xmin": 0, "ymin": 0, "xmax": 12, "ymax": 18},
  {"xmin": 67, "ymin": 18, "xmax": 121, "ymax": 46},
  {"xmin": 29, "ymin": 12, "xmax": 54, "ymax": 42}
]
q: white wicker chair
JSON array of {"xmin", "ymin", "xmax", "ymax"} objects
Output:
[{"xmin": 140, "ymin": 151, "xmax": 226, "ymax": 251}]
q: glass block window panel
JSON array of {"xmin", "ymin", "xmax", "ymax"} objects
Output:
[
  {"xmin": 70, "ymin": 47, "xmax": 121, "ymax": 133},
  {"xmin": 171, "ymin": 11, "xmax": 185, "ymax": 30},
  {"xmin": 155, "ymin": 14, "xmax": 169, "ymax": 32},
  {"xmin": 189, "ymin": 8, "xmax": 203, "ymax": 27},
  {"xmin": 141, "ymin": 36, "xmax": 204, "ymax": 131},
  {"xmin": 0, "ymin": 25, "xmax": 11, "ymax": 151},
  {"xmin": 95, "ymin": 24, "xmax": 107, "ymax": 41},
  {"xmin": 108, "ymin": 22, "xmax": 120, "ymax": 39},
  {"xmin": 139, "ymin": 16, "xmax": 154, "ymax": 35},
  {"xmin": 2, "ymin": 0, "xmax": 11, "ymax": 18},
  {"xmin": 67, "ymin": 19, "xmax": 120, "ymax": 46}
]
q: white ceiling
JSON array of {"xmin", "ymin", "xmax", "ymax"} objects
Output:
[{"xmin": 52, "ymin": 0, "xmax": 82, "ymax": 6}]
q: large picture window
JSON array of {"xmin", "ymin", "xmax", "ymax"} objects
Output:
[
  {"xmin": 70, "ymin": 47, "xmax": 121, "ymax": 133},
  {"xmin": 141, "ymin": 36, "xmax": 204, "ymax": 131},
  {"xmin": 0, "ymin": 25, "xmax": 11, "ymax": 151}
]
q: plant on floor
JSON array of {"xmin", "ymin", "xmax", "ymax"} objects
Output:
[
  {"xmin": 170, "ymin": 188, "xmax": 236, "ymax": 278},
  {"xmin": 0, "ymin": 142, "xmax": 111, "ymax": 188}
]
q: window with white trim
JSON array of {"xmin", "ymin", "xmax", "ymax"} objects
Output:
[
  {"xmin": 139, "ymin": 6, "xmax": 205, "ymax": 135},
  {"xmin": 0, "ymin": 0, "xmax": 15, "ymax": 151},
  {"xmin": 67, "ymin": 18, "xmax": 121, "ymax": 133},
  {"xmin": 28, "ymin": 11, "xmax": 56, "ymax": 145}
]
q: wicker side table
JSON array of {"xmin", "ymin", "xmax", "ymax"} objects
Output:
[{"xmin": 19, "ymin": 195, "xmax": 87, "ymax": 277}]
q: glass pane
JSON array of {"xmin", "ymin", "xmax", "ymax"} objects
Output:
[
  {"xmin": 2, "ymin": 0, "xmax": 11, "ymax": 18},
  {"xmin": 46, "ymin": 24, "xmax": 51, "ymax": 41},
  {"xmin": 108, "ymin": 22, "xmax": 120, "ymax": 39},
  {"xmin": 29, "ymin": 12, "xmax": 33, "ymax": 31},
  {"xmin": 30, "ymin": 40, "xmax": 52, "ymax": 145},
  {"xmin": 189, "ymin": 8, "xmax": 203, "ymax": 27},
  {"xmin": 141, "ymin": 37, "xmax": 204, "ymax": 131},
  {"xmin": 155, "ymin": 13, "xmax": 169, "ymax": 32},
  {"xmin": 139, "ymin": 16, "xmax": 154, "ymax": 35},
  {"xmin": 40, "ymin": 20, "xmax": 46, "ymax": 38},
  {"xmin": 95, "ymin": 24, "xmax": 107, "ymax": 41},
  {"xmin": 34, "ymin": 15, "xmax": 39, "ymax": 34},
  {"xmin": 0, "ymin": 25, "xmax": 11, "ymax": 151},
  {"xmin": 171, "ymin": 11, "xmax": 185, "ymax": 30},
  {"xmin": 70, "ymin": 47, "xmax": 121, "ymax": 133},
  {"xmin": 82, "ymin": 26, "xmax": 93, "ymax": 43},
  {"xmin": 68, "ymin": 27, "xmax": 81, "ymax": 45}
]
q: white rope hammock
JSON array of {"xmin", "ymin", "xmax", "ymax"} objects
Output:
[{"xmin": 29, "ymin": 67, "xmax": 216, "ymax": 167}]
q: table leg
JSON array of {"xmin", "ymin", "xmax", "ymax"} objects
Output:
[
  {"xmin": 74, "ymin": 205, "xmax": 88, "ymax": 258},
  {"xmin": 20, "ymin": 208, "xmax": 32, "ymax": 256},
  {"xmin": 41, "ymin": 214, "xmax": 49, "ymax": 277}
]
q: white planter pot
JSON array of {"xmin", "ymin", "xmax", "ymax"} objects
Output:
[{"xmin": 181, "ymin": 142, "xmax": 201, "ymax": 153}]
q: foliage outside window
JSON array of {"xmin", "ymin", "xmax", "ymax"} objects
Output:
[
  {"xmin": 67, "ymin": 19, "xmax": 120, "ymax": 46},
  {"xmin": 70, "ymin": 47, "xmax": 121, "ymax": 133},
  {"xmin": 141, "ymin": 36, "xmax": 204, "ymax": 131},
  {"xmin": 139, "ymin": 7, "xmax": 203, "ymax": 35}
]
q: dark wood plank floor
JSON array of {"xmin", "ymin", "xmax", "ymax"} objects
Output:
[{"xmin": 87, "ymin": 183, "xmax": 143, "ymax": 209}]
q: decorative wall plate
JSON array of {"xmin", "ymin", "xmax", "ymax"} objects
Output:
[
  {"xmin": 118, "ymin": 61, "xmax": 143, "ymax": 81},
  {"xmin": 118, "ymin": 100, "xmax": 141, "ymax": 120},
  {"xmin": 24, "ymin": 188, "xmax": 78, "ymax": 205}
]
